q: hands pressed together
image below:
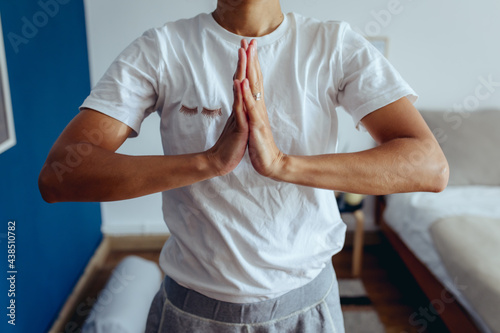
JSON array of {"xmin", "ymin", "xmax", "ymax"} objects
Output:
[{"xmin": 207, "ymin": 39, "xmax": 286, "ymax": 179}]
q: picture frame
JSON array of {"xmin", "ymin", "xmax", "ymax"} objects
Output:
[
  {"xmin": 366, "ymin": 36, "xmax": 389, "ymax": 58},
  {"xmin": 0, "ymin": 14, "xmax": 16, "ymax": 155}
]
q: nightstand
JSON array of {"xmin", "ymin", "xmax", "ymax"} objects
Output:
[{"xmin": 336, "ymin": 193, "xmax": 365, "ymax": 277}]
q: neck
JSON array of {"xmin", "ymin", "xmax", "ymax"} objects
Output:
[{"xmin": 213, "ymin": 0, "xmax": 284, "ymax": 37}]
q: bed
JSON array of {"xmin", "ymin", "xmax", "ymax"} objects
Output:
[{"xmin": 380, "ymin": 109, "xmax": 500, "ymax": 333}]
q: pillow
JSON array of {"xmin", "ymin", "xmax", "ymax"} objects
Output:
[
  {"xmin": 419, "ymin": 110, "xmax": 500, "ymax": 186},
  {"xmin": 430, "ymin": 215, "xmax": 500, "ymax": 332},
  {"xmin": 82, "ymin": 256, "xmax": 162, "ymax": 333}
]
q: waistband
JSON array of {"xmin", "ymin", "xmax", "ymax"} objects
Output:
[{"xmin": 162, "ymin": 263, "xmax": 335, "ymax": 324}]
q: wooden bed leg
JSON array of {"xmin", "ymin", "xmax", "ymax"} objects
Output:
[{"xmin": 352, "ymin": 209, "xmax": 365, "ymax": 277}]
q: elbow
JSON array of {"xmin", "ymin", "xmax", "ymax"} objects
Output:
[
  {"xmin": 430, "ymin": 164, "xmax": 449, "ymax": 193},
  {"xmin": 38, "ymin": 164, "xmax": 60, "ymax": 204},
  {"xmin": 409, "ymin": 138, "xmax": 449, "ymax": 193},
  {"xmin": 425, "ymin": 155, "xmax": 449, "ymax": 193}
]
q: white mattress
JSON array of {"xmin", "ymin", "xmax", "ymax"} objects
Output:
[{"xmin": 384, "ymin": 186, "xmax": 500, "ymax": 333}]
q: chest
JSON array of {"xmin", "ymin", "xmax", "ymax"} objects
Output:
[{"xmin": 157, "ymin": 42, "xmax": 338, "ymax": 156}]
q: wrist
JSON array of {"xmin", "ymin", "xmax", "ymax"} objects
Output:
[
  {"xmin": 203, "ymin": 148, "xmax": 232, "ymax": 178},
  {"xmin": 269, "ymin": 152, "xmax": 290, "ymax": 182},
  {"xmin": 197, "ymin": 151, "xmax": 222, "ymax": 178}
]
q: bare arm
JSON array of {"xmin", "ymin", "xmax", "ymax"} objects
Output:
[
  {"xmin": 271, "ymin": 98, "xmax": 449, "ymax": 195},
  {"xmin": 37, "ymin": 109, "xmax": 206, "ymax": 202},
  {"xmin": 39, "ymin": 41, "xmax": 251, "ymax": 204},
  {"xmin": 39, "ymin": 89, "xmax": 248, "ymax": 203}
]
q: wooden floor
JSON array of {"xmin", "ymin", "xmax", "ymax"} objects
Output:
[
  {"xmin": 333, "ymin": 238, "xmax": 449, "ymax": 333},
  {"xmin": 66, "ymin": 234, "xmax": 449, "ymax": 332}
]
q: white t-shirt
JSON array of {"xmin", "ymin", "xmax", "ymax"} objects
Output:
[{"xmin": 81, "ymin": 12, "xmax": 417, "ymax": 303}]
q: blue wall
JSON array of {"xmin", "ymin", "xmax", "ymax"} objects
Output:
[{"xmin": 0, "ymin": 1, "xmax": 102, "ymax": 332}]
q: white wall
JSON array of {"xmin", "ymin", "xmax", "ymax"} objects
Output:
[{"xmin": 83, "ymin": 0, "xmax": 500, "ymax": 234}]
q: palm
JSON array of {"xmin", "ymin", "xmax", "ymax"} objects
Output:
[
  {"xmin": 248, "ymin": 123, "xmax": 281, "ymax": 177},
  {"xmin": 240, "ymin": 41, "xmax": 285, "ymax": 178}
]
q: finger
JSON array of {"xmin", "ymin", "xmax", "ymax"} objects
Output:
[
  {"xmin": 234, "ymin": 48, "xmax": 247, "ymax": 82},
  {"xmin": 233, "ymin": 80, "xmax": 247, "ymax": 128},
  {"xmin": 246, "ymin": 41, "xmax": 263, "ymax": 98},
  {"xmin": 241, "ymin": 79, "xmax": 258, "ymax": 122},
  {"xmin": 248, "ymin": 39, "xmax": 256, "ymax": 50},
  {"xmin": 233, "ymin": 79, "xmax": 241, "ymax": 111},
  {"xmin": 241, "ymin": 39, "xmax": 249, "ymax": 51},
  {"xmin": 249, "ymin": 40, "xmax": 263, "ymax": 83}
]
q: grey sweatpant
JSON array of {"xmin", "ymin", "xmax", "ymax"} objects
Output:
[{"xmin": 145, "ymin": 263, "xmax": 345, "ymax": 333}]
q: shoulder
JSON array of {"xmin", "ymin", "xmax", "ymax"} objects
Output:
[
  {"xmin": 152, "ymin": 13, "xmax": 207, "ymax": 40},
  {"xmin": 289, "ymin": 13, "xmax": 350, "ymax": 37},
  {"xmin": 131, "ymin": 13, "xmax": 208, "ymax": 63},
  {"xmin": 287, "ymin": 13, "xmax": 353, "ymax": 48}
]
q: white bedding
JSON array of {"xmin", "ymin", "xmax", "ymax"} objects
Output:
[{"xmin": 384, "ymin": 186, "xmax": 500, "ymax": 333}]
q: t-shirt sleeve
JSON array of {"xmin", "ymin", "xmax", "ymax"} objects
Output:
[
  {"xmin": 336, "ymin": 24, "xmax": 418, "ymax": 130},
  {"xmin": 79, "ymin": 29, "xmax": 162, "ymax": 137}
]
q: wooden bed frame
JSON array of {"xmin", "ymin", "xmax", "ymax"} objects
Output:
[{"xmin": 375, "ymin": 196, "xmax": 482, "ymax": 333}]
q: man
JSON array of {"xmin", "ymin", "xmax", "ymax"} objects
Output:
[{"xmin": 39, "ymin": 0, "xmax": 449, "ymax": 331}]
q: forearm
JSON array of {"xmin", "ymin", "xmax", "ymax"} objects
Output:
[
  {"xmin": 274, "ymin": 137, "xmax": 449, "ymax": 195},
  {"xmin": 39, "ymin": 143, "xmax": 216, "ymax": 203}
]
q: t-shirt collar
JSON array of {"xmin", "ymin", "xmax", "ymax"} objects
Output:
[{"xmin": 203, "ymin": 12, "xmax": 290, "ymax": 47}]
